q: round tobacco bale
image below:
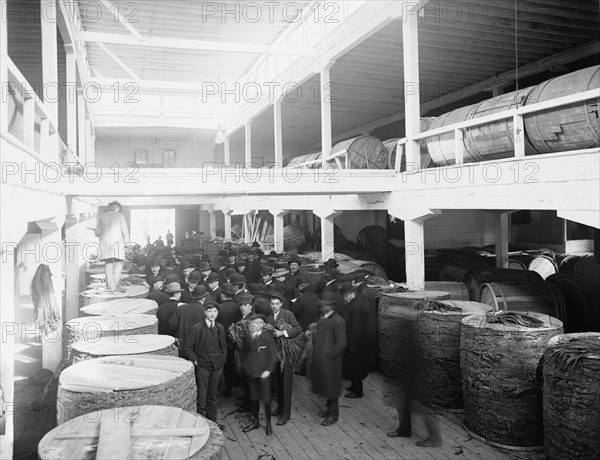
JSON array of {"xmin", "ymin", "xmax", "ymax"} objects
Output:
[
  {"xmin": 80, "ymin": 298, "xmax": 158, "ymax": 317},
  {"xmin": 56, "ymin": 355, "xmax": 196, "ymax": 424},
  {"xmin": 39, "ymin": 405, "xmax": 224, "ymax": 460},
  {"xmin": 63, "ymin": 314, "xmax": 158, "ymax": 364},
  {"xmin": 543, "ymin": 332, "xmax": 600, "ymax": 460},
  {"xmin": 70, "ymin": 335, "xmax": 178, "ymax": 364},
  {"xmin": 546, "ymin": 274, "xmax": 600, "ymax": 333},
  {"xmin": 461, "ymin": 312, "xmax": 563, "ymax": 449},
  {"xmin": 424, "ymin": 281, "xmax": 469, "ymax": 300},
  {"xmin": 415, "ymin": 300, "xmax": 491, "ymax": 409},
  {"xmin": 80, "ymin": 285, "xmax": 150, "ymax": 306},
  {"xmin": 378, "ymin": 290, "xmax": 450, "ymax": 381}
]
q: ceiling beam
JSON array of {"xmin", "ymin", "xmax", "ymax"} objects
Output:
[
  {"xmin": 96, "ymin": 43, "xmax": 140, "ymax": 80},
  {"xmin": 88, "ymin": 77, "xmax": 235, "ymax": 93},
  {"xmin": 93, "ymin": 116, "xmax": 220, "ymax": 130},
  {"xmin": 75, "ymin": 31, "xmax": 318, "ymax": 56},
  {"xmin": 326, "ymin": 39, "xmax": 600, "ymax": 145},
  {"xmin": 99, "ymin": 0, "xmax": 146, "ymax": 41}
]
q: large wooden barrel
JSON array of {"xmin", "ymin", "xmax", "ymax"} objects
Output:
[
  {"xmin": 545, "ymin": 274, "xmax": 600, "ymax": 333},
  {"xmin": 461, "ymin": 312, "xmax": 563, "ymax": 449},
  {"xmin": 337, "ymin": 259, "xmax": 387, "ymax": 278},
  {"xmin": 465, "ymin": 268, "xmax": 543, "ymax": 302},
  {"xmin": 57, "ymin": 355, "xmax": 196, "ymax": 424},
  {"xmin": 80, "ymin": 298, "xmax": 158, "ymax": 317},
  {"xmin": 511, "ymin": 253, "xmax": 558, "ymax": 280},
  {"xmin": 543, "ymin": 333, "xmax": 600, "ymax": 460},
  {"xmin": 64, "ymin": 314, "xmax": 158, "ymax": 363},
  {"xmin": 39, "ymin": 405, "xmax": 224, "ymax": 460},
  {"xmin": 557, "ymin": 254, "xmax": 580, "ymax": 274},
  {"xmin": 424, "ymin": 281, "xmax": 469, "ymax": 300},
  {"xmin": 415, "ymin": 300, "xmax": 491, "ymax": 409},
  {"xmin": 384, "ymin": 117, "xmax": 436, "ymax": 170},
  {"xmin": 80, "ymin": 285, "xmax": 150, "ymax": 306},
  {"xmin": 438, "ymin": 257, "xmax": 493, "ymax": 282},
  {"xmin": 427, "ymin": 87, "xmax": 536, "ymax": 166},
  {"xmin": 479, "ymin": 281, "xmax": 566, "ymax": 321},
  {"xmin": 574, "ymin": 253, "xmax": 600, "ymax": 274},
  {"xmin": 378, "ymin": 290, "xmax": 450, "ymax": 381},
  {"xmin": 524, "ymin": 65, "xmax": 600, "ymax": 154},
  {"xmin": 70, "ymin": 335, "xmax": 178, "ymax": 364}
]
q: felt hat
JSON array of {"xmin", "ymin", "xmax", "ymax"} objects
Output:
[
  {"xmin": 165, "ymin": 282, "xmax": 183, "ymax": 293},
  {"xmin": 149, "ymin": 275, "xmax": 164, "ymax": 285},
  {"xmin": 261, "ymin": 266, "xmax": 274, "ymax": 276},
  {"xmin": 230, "ymin": 273, "xmax": 247, "ymax": 285},
  {"xmin": 108, "ymin": 200, "xmax": 122, "ymax": 209},
  {"xmin": 323, "ymin": 258, "xmax": 339, "ymax": 268},
  {"xmin": 234, "ymin": 292, "xmax": 254, "ymax": 305},
  {"xmin": 250, "ymin": 313, "xmax": 267, "ymax": 322},
  {"xmin": 191, "ymin": 285, "xmax": 209, "ymax": 300},
  {"xmin": 319, "ymin": 292, "xmax": 338, "ymax": 306},
  {"xmin": 270, "ymin": 291, "xmax": 286, "ymax": 303},
  {"xmin": 251, "ymin": 241, "xmax": 261, "ymax": 248},
  {"xmin": 272, "ymin": 268, "xmax": 289, "ymax": 278},
  {"xmin": 198, "ymin": 261, "xmax": 212, "ymax": 271},
  {"xmin": 164, "ymin": 274, "xmax": 180, "ymax": 284},
  {"xmin": 220, "ymin": 283, "xmax": 237, "ymax": 296},
  {"xmin": 188, "ymin": 270, "xmax": 202, "ymax": 283}
]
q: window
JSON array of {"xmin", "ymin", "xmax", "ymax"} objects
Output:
[
  {"xmin": 163, "ymin": 149, "xmax": 176, "ymax": 167},
  {"xmin": 133, "ymin": 149, "xmax": 148, "ymax": 165}
]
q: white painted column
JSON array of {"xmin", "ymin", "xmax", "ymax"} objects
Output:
[
  {"xmin": 389, "ymin": 209, "xmax": 441, "ymax": 291},
  {"xmin": 314, "ymin": 210, "xmax": 341, "ymax": 262},
  {"xmin": 223, "ymin": 210, "xmax": 233, "ymax": 241},
  {"xmin": 208, "ymin": 211, "xmax": 217, "ymax": 238},
  {"xmin": 65, "ymin": 46, "xmax": 77, "ymax": 155},
  {"xmin": 402, "ymin": 3, "xmax": 421, "ymax": 170},
  {"xmin": 320, "ymin": 63, "xmax": 334, "ymax": 167},
  {"xmin": 274, "ymin": 100, "xmax": 283, "ymax": 167},
  {"xmin": 37, "ymin": 217, "xmax": 65, "ymax": 373},
  {"xmin": 86, "ymin": 119, "xmax": 95, "ymax": 163},
  {"xmin": 224, "ymin": 136, "xmax": 231, "ymax": 165},
  {"xmin": 0, "ymin": 0, "xmax": 8, "ymax": 134},
  {"xmin": 0, "ymin": 244, "xmax": 16, "ymax": 460},
  {"xmin": 245, "ymin": 121, "xmax": 252, "ymax": 166},
  {"xmin": 269, "ymin": 209, "xmax": 287, "ymax": 253},
  {"xmin": 495, "ymin": 212, "xmax": 510, "ymax": 269},
  {"xmin": 77, "ymin": 89, "xmax": 87, "ymax": 163},
  {"xmin": 41, "ymin": 0, "xmax": 59, "ymax": 161},
  {"xmin": 243, "ymin": 213, "xmax": 251, "ymax": 244},
  {"xmin": 64, "ymin": 215, "xmax": 81, "ymax": 321}
]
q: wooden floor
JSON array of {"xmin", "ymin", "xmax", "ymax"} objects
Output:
[{"xmin": 217, "ymin": 373, "xmax": 540, "ymax": 460}]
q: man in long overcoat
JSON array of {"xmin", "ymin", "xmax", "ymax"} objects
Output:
[
  {"xmin": 311, "ymin": 291, "xmax": 347, "ymax": 426},
  {"xmin": 341, "ymin": 282, "xmax": 369, "ymax": 398}
]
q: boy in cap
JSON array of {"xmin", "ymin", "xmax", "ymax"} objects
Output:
[
  {"xmin": 242, "ymin": 314, "xmax": 276, "ymax": 435},
  {"xmin": 267, "ymin": 291, "xmax": 302, "ymax": 426},
  {"xmin": 312, "ymin": 292, "xmax": 347, "ymax": 426},
  {"xmin": 184, "ymin": 301, "xmax": 227, "ymax": 423},
  {"xmin": 157, "ymin": 282, "xmax": 183, "ymax": 336}
]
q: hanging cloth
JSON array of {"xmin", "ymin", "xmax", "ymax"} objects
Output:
[{"xmin": 31, "ymin": 264, "xmax": 60, "ymax": 334}]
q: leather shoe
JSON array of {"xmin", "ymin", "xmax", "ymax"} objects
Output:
[
  {"xmin": 242, "ymin": 419, "xmax": 260, "ymax": 432},
  {"xmin": 387, "ymin": 428, "xmax": 411, "ymax": 438},
  {"xmin": 344, "ymin": 392, "xmax": 362, "ymax": 399},
  {"xmin": 277, "ymin": 415, "xmax": 289, "ymax": 426},
  {"xmin": 272, "ymin": 407, "xmax": 283, "ymax": 417},
  {"xmin": 318, "ymin": 408, "xmax": 329, "ymax": 418},
  {"xmin": 345, "ymin": 386, "xmax": 352, "ymax": 392},
  {"xmin": 265, "ymin": 421, "xmax": 273, "ymax": 436},
  {"xmin": 321, "ymin": 416, "xmax": 338, "ymax": 426}
]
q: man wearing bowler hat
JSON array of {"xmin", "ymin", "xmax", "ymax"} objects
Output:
[
  {"xmin": 312, "ymin": 291, "xmax": 347, "ymax": 426},
  {"xmin": 181, "ymin": 270, "xmax": 202, "ymax": 303},
  {"xmin": 157, "ymin": 282, "xmax": 183, "ymax": 336},
  {"xmin": 94, "ymin": 200, "xmax": 129, "ymax": 291},
  {"xmin": 217, "ymin": 283, "xmax": 242, "ymax": 396},
  {"xmin": 267, "ymin": 291, "xmax": 302, "ymax": 426},
  {"xmin": 147, "ymin": 274, "xmax": 169, "ymax": 306},
  {"xmin": 291, "ymin": 275, "xmax": 320, "ymax": 331},
  {"xmin": 170, "ymin": 285, "xmax": 209, "ymax": 357},
  {"xmin": 205, "ymin": 272, "xmax": 222, "ymax": 302},
  {"xmin": 244, "ymin": 249, "xmax": 262, "ymax": 284}
]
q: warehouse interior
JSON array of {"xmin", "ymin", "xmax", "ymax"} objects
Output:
[{"xmin": 1, "ymin": 0, "xmax": 599, "ymax": 459}]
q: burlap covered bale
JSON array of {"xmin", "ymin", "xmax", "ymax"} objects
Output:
[
  {"xmin": 80, "ymin": 298, "xmax": 158, "ymax": 317},
  {"xmin": 415, "ymin": 300, "xmax": 491, "ymax": 409},
  {"xmin": 63, "ymin": 314, "xmax": 158, "ymax": 365},
  {"xmin": 461, "ymin": 312, "xmax": 563, "ymax": 449},
  {"xmin": 57, "ymin": 355, "xmax": 196, "ymax": 424},
  {"xmin": 543, "ymin": 332, "xmax": 600, "ymax": 460},
  {"xmin": 70, "ymin": 334, "xmax": 178, "ymax": 364},
  {"xmin": 80, "ymin": 285, "xmax": 149, "ymax": 306}
]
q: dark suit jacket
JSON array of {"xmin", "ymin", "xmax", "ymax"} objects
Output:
[
  {"xmin": 267, "ymin": 308, "xmax": 302, "ymax": 339},
  {"xmin": 184, "ymin": 321, "xmax": 227, "ymax": 370},
  {"xmin": 243, "ymin": 331, "xmax": 277, "ymax": 378},
  {"xmin": 312, "ymin": 311, "xmax": 347, "ymax": 398},
  {"xmin": 291, "ymin": 290, "xmax": 320, "ymax": 331},
  {"xmin": 147, "ymin": 288, "xmax": 169, "ymax": 306},
  {"xmin": 217, "ymin": 300, "xmax": 241, "ymax": 334},
  {"xmin": 156, "ymin": 299, "xmax": 179, "ymax": 336},
  {"xmin": 169, "ymin": 301, "xmax": 205, "ymax": 342}
]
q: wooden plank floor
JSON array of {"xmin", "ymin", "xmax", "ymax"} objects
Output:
[{"xmin": 218, "ymin": 372, "xmax": 540, "ymax": 460}]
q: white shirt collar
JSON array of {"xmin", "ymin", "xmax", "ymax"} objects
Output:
[
  {"xmin": 323, "ymin": 310, "xmax": 334, "ymax": 319},
  {"xmin": 205, "ymin": 319, "xmax": 215, "ymax": 328}
]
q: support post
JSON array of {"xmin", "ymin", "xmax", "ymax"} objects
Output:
[
  {"xmin": 314, "ymin": 210, "xmax": 342, "ymax": 262},
  {"xmin": 274, "ymin": 100, "xmax": 283, "ymax": 167},
  {"xmin": 495, "ymin": 212, "xmax": 510, "ymax": 268},
  {"xmin": 0, "ymin": 244, "xmax": 15, "ymax": 460},
  {"xmin": 77, "ymin": 89, "xmax": 87, "ymax": 163},
  {"xmin": 65, "ymin": 46, "xmax": 77, "ymax": 154},
  {"xmin": 244, "ymin": 213, "xmax": 251, "ymax": 243},
  {"xmin": 245, "ymin": 121, "xmax": 252, "ymax": 166},
  {"xmin": 224, "ymin": 136, "xmax": 230, "ymax": 165},
  {"xmin": 223, "ymin": 210, "xmax": 233, "ymax": 241},
  {"xmin": 41, "ymin": 0, "xmax": 59, "ymax": 160},
  {"xmin": 402, "ymin": 3, "xmax": 421, "ymax": 170},
  {"xmin": 208, "ymin": 211, "xmax": 217, "ymax": 238},
  {"xmin": 64, "ymin": 215, "xmax": 80, "ymax": 321},
  {"xmin": 320, "ymin": 63, "xmax": 334, "ymax": 167},
  {"xmin": 269, "ymin": 209, "xmax": 287, "ymax": 253},
  {"xmin": 0, "ymin": 0, "xmax": 7, "ymax": 133},
  {"xmin": 389, "ymin": 209, "xmax": 441, "ymax": 291}
]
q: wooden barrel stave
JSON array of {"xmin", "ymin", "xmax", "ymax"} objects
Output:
[
  {"xmin": 465, "ymin": 268, "xmax": 543, "ymax": 302},
  {"xmin": 546, "ymin": 274, "xmax": 600, "ymax": 333}
]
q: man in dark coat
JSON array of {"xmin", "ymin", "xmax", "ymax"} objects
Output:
[
  {"xmin": 267, "ymin": 291, "xmax": 302, "ymax": 426},
  {"xmin": 272, "ymin": 268, "xmax": 294, "ymax": 305},
  {"xmin": 244, "ymin": 250, "xmax": 262, "ymax": 284},
  {"xmin": 184, "ymin": 302, "xmax": 227, "ymax": 422},
  {"xmin": 291, "ymin": 275, "xmax": 320, "ymax": 331},
  {"xmin": 157, "ymin": 282, "xmax": 183, "ymax": 337},
  {"xmin": 181, "ymin": 270, "xmax": 202, "ymax": 304},
  {"xmin": 312, "ymin": 292, "xmax": 347, "ymax": 426},
  {"xmin": 170, "ymin": 285, "xmax": 209, "ymax": 357},
  {"xmin": 353, "ymin": 273, "xmax": 378, "ymax": 370},
  {"xmin": 241, "ymin": 314, "xmax": 277, "ymax": 436},
  {"xmin": 217, "ymin": 283, "xmax": 242, "ymax": 396},
  {"xmin": 247, "ymin": 283, "xmax": 272, "ymax": 317},
  {"xmin": 147, "ymin": 275, "xmax": 169, "ymax": 306},
  {"xmin": 205, "ymin": 272, "xmax": 222, "ymax": 303},
  {"xmin": 341, "ymin": 282, "xmax": 369, "ymax": 398},
  {"xmin": 315, "ymin": 259, "xmax": 341, "ymax": 296}
]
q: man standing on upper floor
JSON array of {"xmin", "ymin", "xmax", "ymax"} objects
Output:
[
  {"xmin": 94, "ymin": 201, "xmax": 129, "ymax": 292},
  {"xmin": 267, "ymin": 291, "xmax": 302, "ymax": 426},
  {"xmin": 184, "ymin": 302, "xmax": 227, "ymax": 424}
]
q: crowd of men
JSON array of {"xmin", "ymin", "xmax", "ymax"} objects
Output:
[{"xmin": 145, "ymin": 244, "xmax": 441, "ymax": 447}]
